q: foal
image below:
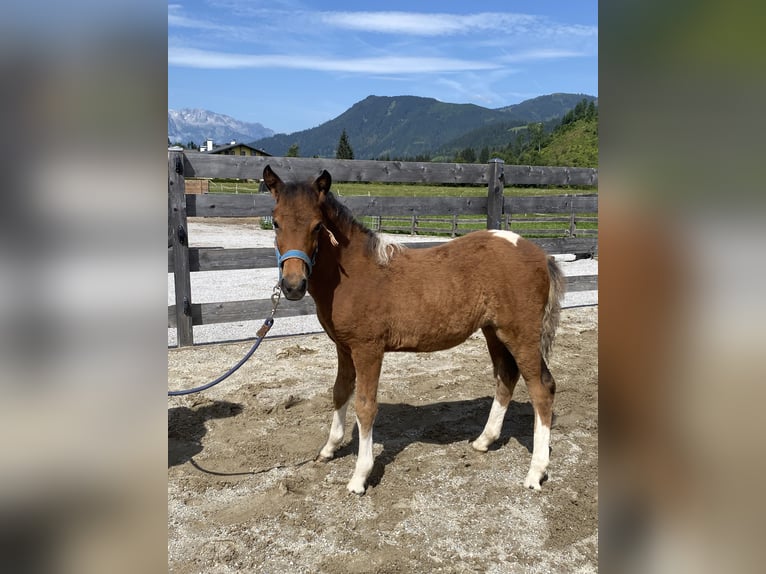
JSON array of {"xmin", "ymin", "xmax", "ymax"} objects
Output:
[{"xmin": 264, "ymin": 165, "xmax": 565, "ymax": 494}]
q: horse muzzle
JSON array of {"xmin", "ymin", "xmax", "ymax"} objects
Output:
[{"xmin": 280, "ymin": 273, "xmax": 308, "ymax": 300}]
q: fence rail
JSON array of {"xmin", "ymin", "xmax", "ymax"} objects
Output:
[
  {"xmin": 366, "ymin": 210, "xmax": 599, "ymax": 237},
  {"xmin": 167, "ymin": 274, "xmax": 599, "ymax": 329},
  {"xmin": 169, "ymin": 153, "xmax": 598, "ymax": 346}
]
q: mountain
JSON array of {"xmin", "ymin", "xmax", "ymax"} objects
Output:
[
  {"xmin": 496, "ymin": 93, "xmax": 597, "ymax": 123},
  {"xmin": 252, "ymin": 95, "xmax": 504, "ymax": 159},
  {"xmin": 168, "ymin": 108, "xmax": 274, "ymax": 147},
  {"xmin": 251, "ymin": 93, "xmax": 596, "ymax": 160},
  {"xmin": 435, "ymin": 93, "xmax": 598, "ymax": 158},
  {"xmin": 474, "ymin": 98, "xmax": 598, "ymax": 168}
]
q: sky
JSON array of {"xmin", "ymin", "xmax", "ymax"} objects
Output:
[{"xmin": 168, "ymin": 1, "xmax": 597, "ymax": 135}]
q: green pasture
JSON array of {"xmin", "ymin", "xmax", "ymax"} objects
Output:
[
  {"xmin": 203, "ymin": 179, "xmax": 597, "ymax": 238},
  {"xmin": 357, "ymin": 213, "xmax": 598, "ymax": 238},
  {"xmin": 206, "ymin": 179, "xmax": 596, "ymax": 198}
]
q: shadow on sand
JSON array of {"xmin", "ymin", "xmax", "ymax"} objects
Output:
[
  {"xmin": 331, "ymin": 397, "xmax": 536, "ymax": 489},
  {"xmin": 168, "ymin": 400, "xmax": 243, "ymax": 468}
]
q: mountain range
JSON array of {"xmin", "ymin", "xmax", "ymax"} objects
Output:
[
  {"xmin": 168, "ymin": 93, "xmax": 596, "ymax": 159},
  {"xmin": 168, "ymin": 108, "xmax": 273, "ymax": 147}
]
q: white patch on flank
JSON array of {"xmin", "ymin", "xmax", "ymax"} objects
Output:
[
  {"xmin": 347, "ymin": 416, "xmax": 374, "ymax": 494},
  {"xmin": 488, "ymin": 229, "xmax": 520, "ymax": 246},
  {"xmin": 471, "ymin": 398, "xmax": 508, "ymax": 452},
  {"xmin": 319, "ymin": 402, "xmax": 348, "ymax": 460},
  {"xmin": 524, "ymin": 412, "xmax": 551, "ymax": 490},
  {"xmin": 374, "ymin": 235, "xmax": 405, "ymax": 265}
]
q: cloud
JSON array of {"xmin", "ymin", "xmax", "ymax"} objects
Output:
[
  {"xmin": 169, "ymin": 6, "xmax": 597, "ymax": 42},
  {"xmin": 500, "ymin": 49, "xmax": 587, "ymax": 63},
  {"xmin": 319, "ymin": 11, "xmax": 479, "ymax": 36},
  {"xmin": 168, "ymin": 6, "xmax": 596, "ymax": 80},
  {"xmin": 168, "ymin": 46, "xmax": 501, "ymax": 74},
  {"xmin": 318, "ymin": 11, "xmax": 596, "ymax": 39},
  {"xmin": 167, "ymin": 5, "xmax": 234, "ymax": 33}
]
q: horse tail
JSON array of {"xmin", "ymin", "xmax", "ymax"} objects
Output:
[{"xmin": 541, "ymin": 256, "xmax": 565, "ymax": 361}]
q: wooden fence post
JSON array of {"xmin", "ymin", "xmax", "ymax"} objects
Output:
[
  {"xmin": 486, "ymin": 158, "xmax": 504, "ymax": 230},
  {"xmin": 169, "ymin": 150, "xmax": 193, "ymax": 346}
]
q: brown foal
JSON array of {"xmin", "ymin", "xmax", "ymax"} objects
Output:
[{"xmin": 264, "ymin": 165, "xmax": 565, "ymax": 494}]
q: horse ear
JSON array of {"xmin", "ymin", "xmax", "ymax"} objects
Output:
[
  {"xmin": 263, "ymin": 165, "xmax": 283, "ymax": 198},
  {"xmin": 314, "ymin": 170, "xmax": 332, "ymax": 199}
]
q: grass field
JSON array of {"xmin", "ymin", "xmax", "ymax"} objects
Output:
[
  {"xmin": 202, "ymin": 179, "xmax": 597, "ymax": 238},
  {"xmin": 206, "ymin": 179, "xmax": 596, "ymax": 198}
]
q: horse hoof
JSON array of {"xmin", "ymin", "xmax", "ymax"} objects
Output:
[
  {"xmin": 470, "ymin": 439, "xmax": 489, "ymax": 452},
  {"xmin": 315, "ymin": 453, "xmax": 332, "ymax": 463},
  {"xmin": 346, "ymin": 480, "xmax": 366, "ymax": 495},
  {"xmin": 523, "ymin": 471, "xmax": 548, "ymax": 491}
]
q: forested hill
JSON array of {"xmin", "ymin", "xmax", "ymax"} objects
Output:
[
  {"xmin": 537, "ymin": 101, "xmax": 599, "ymax": 167},
  {"xmin": 437, "ymin": 98, "xmax": 598, "ymax": 167},
  {"xmin": 251, "ymin": 93, "xmax": 596, "ymax": 160}
]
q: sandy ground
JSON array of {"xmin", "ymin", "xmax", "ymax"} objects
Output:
[{"xmin": 168, "ymin": 305, "xmax": 597, "ymax": 573}]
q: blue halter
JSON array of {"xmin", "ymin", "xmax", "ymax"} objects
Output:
[{"xmin": 275, "ymin": 245, "xmax": 317, "ymax": 279}]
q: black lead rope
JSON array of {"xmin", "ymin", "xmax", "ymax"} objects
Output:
[{"xmin": 168, "ymin": 285, "xmax": 281, "ymax": 397}]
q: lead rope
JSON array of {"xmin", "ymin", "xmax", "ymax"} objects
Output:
[{"xmin": 168, "ymin": 283, "xmax": 282, "ymax": 396}]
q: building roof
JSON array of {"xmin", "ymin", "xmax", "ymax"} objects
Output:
[{"xmin": 206, "ymin": 142, "xmax": 271, "ymax": 156}]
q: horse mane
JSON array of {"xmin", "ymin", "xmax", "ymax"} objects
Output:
[{"xmin": 322, "ymin": 191, "xmax": 404, "ymax": 266}]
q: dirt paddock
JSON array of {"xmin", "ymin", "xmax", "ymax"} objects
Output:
[{"xmin": 168, "ymin": 306, "xmax": 597, "ymax": 573}]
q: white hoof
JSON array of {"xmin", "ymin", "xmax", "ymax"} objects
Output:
[
  {"xmin": 346, "ymin": 478, "xmax": 367, "ymax": 495},
  {"xmin": 523, "ymin": 470, "xmax": 548, "ymax": 491},
  {"xmin": 317, "ymin": 446, "xmax": 335, "ymax": 461},
  {"xmin": 471, "ymin": 438, "xmax": 489, "ymax": 452}
]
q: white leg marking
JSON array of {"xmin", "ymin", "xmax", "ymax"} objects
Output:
[
  {"xmin": 471, "ymin": 398, "xmax": 508, "ymax": 452},
  {"xmin": 488, "ymin": 229, "xmax": 520, "ymax": 246},
  {"xmin": 524, "ymin": 412, "xmax": 551, "ymax": 490},
  {"xmin": 347, "ymin": 416, "xmax": 374, "ymax": 494},
  {"xmin": 319, "ymin": 402, "xmax": 348, "ymax": 460}
]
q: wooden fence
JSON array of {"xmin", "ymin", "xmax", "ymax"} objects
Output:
[
  {"xmin": 169, "ymin": 153, "xmax": 598, "ymax": 347},
  {"xmin": 363, "ymin": 211, "xmax": 599, "ymax": 238}
]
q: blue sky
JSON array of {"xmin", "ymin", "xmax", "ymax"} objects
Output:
[{"xmin": 168, "ymin": 1, "xmax": 597, "ymax": 135}]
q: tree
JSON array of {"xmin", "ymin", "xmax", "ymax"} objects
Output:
[
  {"xmin": 586, "ymin": 101, "xmax": 597, "ymax": 120},
  {"xmin": 479, "ymin": 146, "xmax": 490, "ymax": 164},
  {"xmin": 287, "ymin": 143, "xmax": 300, "ymax": 157},
  {"xmin": 526, "ymin": 123, "xmax": 544, "ymax": 153},
  {"xmin": 573, "ymin": 99, "xmax": 587, "ymax": 120},
  {"xmin": 336, "ymin": 129, "xmax": 354, "ymax": 160}
]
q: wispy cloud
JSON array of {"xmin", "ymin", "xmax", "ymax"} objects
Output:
[
  {"xmin": 167, "ymin": 4, "xmax": 233, "ymax": 33},
  {"xmin": 318, "ymin": 11, "xmax": 596, "ymax": 39},
  {"xmin": 500, "ymin": 49, "xmax": 587, "ymax": 63},
  {"xmin": 168, "ymin": 6, "xmax": 596, "ymax": 43},
  {"xmin": 168, "ymin": 46, "xmax": 501, "ymax": 73},
  {"xmin": 318, "ymin": 11, "xmax": 502, "ymax": 36}
]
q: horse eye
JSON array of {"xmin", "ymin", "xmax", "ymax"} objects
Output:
[
  {"xmin": 272, "ymin": 220, "xmax": 280, "ymax": 230},
  {"xmin": 313, "ymin": 222, "xmax": 323, "ymax": 233}
]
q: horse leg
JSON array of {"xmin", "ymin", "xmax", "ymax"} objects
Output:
[
  {"xmin": 518, "ymin": 351, "xmax": 556, "ymax": 490},
  {"xmin": 346, "ymin": 347, "xmax": 383, "ymax": 495},
  {"xmin": 472, "ymin": 327, "xmax": 521, "ymax": 452},
  {"xmin": 317, "ymin": 346, "xmax": 356, "ymax": 461},
  {"xmin": 491, "ymin": 327, "xmax": 556, "ymax": 490}
]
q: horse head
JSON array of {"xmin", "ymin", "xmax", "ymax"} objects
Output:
[{"xmin": 263, "ymin": 165, "xmax": 331, "ymax": 300}]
